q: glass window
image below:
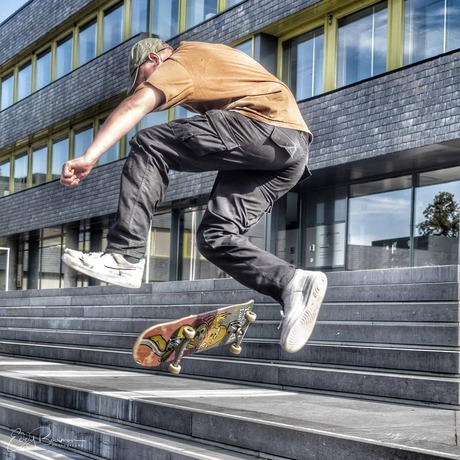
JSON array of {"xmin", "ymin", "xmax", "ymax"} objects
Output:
[
  {"xmin": 97, "ymin": 119, "xmax": 120, "ymax": 165},
  {"xmin": 74, "ymin": 126, "xmax": 93, "ymax": 157},
  {"xmin": 78, "ymin": 21, "xmax": 97, "ymax": 66},
  {"xmin": 131, "ymin": 0, "xmax": 149, "ymax": 36},
  {"xmin": 0, "ymin": 245, "xmax": 8, "ymax": 291},
  {"xmin": 103, "ymin": 3, "xmax": 124, "ymax": 52},
  {"xmin": 140, "ymin": 111, "xmax": 168, "ymax": 128},
  {"xmin": 275, "ymin": 192, "xmax": 300, "ymax": 266},
  {"xmin": 17, "ymin": 62, "xmax": 32, "ymax": 101},
  {"xmin": 36, "ymin": 49, "xmax": 51, "ymax": 91},
  {"xmin": 39, "ymin": 227, "xmax": 65, "ymax": 289},
  {"xmin": 283, "ymin": 28, "xmax": 324, "ymax": 100},
  {"xmin": 51, "ymin": 137, "xmax": 69, "ymax": 181},
  {"xmin": 1, "ymin": 74, "xmax": 14, "ymax": 110},
  {"xmin": 124, "ymin": 126, "xmax": 138, "ymax": 155},
  {"xmin": 99, "ymin": 142, "xmax": 120, "ymax": 165},
  {"xmin": 0, "ymin": 160, "xmax": 10, "ymax": 196},
  {"xmin": 337, "ymin": 2, "xmax": 388, "ymax": 87},
  {"xmin": 305, "ymin": 186, "xmax": 347, "ymax": 269},
  {"xmin": 186, "ymin": 0, "xmax": 217, "ymax": 28},
  {"xmin": 226, "ymin": 0, "xmax": 244, "ymax": 7},
  {"xmin": 182, "ymin": 206, "xmax": 227, "ymax": 280},
  {"xmin": 413, "ymin": 166, "xmax": 460, "ymax": 266},
  {"xmin": 404, "ymin": 0, "xmax": 460, "ymax": 65},
  {"xmin": 146, "ymin": 212, "xmax": 171, "ymax": 282},
  {"xmin": 56, "ymin": 36, "xmax": 73, "ymax": 79},
  {"xmin": 235, "ymin": 39, "xmax": 253, "ymax": 57},
  {"xmin": 347, "ymin": 176, "xmax": 412, "ymax": 270},
  {"xmin": 31, "ymin": 146, "xmax": 48, "ymax": 187},
  {"xmin": 151, "ymin": 0, "xmax": 179, "ymax": 39},
  {"xmin": 14, "ymin": 154, "xmax": 28, "ymax": 193},
  {"xmin": 174, "ymin": 106, "xmax": 194, "ymax": 119}
]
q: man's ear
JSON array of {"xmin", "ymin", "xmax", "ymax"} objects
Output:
[{"xmin": 147, "ymin": 52, "xmax": 161, "ymax": 64}]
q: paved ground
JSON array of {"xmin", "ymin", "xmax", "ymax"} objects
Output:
[{"xmin": 0, "ymin": 355, "xmax": 458, "ymax": 459}]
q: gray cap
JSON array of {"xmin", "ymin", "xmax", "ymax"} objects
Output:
[{"xmin": 127, "ymin": 38, "xmax": 173, "ymax": 95}]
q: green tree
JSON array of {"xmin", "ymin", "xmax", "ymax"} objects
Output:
[{"xmin": 417, "ymin": 191, "xmax": 459, "ymax": 237}]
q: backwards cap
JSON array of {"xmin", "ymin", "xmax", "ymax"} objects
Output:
[{"xmin": 127, "ymin": 37, "xmax": 173, "ymax": 95}]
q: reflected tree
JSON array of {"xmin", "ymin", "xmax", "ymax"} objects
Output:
[{"xmin": 417, "ymin": 191, "xmax": 459, "ymax": 237}]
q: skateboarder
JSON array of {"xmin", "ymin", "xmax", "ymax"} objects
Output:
[{"xmin": 60, "ymin": 37, "xmax": 327, "ymax": 353}]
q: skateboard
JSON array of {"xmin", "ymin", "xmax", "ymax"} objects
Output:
[{"xmin": 132, "ymin": 300, "xmax": 256, "ymax": 374}]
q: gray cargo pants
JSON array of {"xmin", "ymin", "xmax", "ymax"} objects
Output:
[{"xmin": 106, "ymin": 109, "xmax": 311, "ymax": 303}]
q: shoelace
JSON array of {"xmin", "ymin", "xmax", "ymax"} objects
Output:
[
  {"xmin": 278, "ymin": 310, "xmax": 285, "ymax": 330},
  {"xmin": 85, "ymin": 252, "xmax": 105, "ymax": 258}
]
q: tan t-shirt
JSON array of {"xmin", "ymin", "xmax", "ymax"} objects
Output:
[{"xmin": 136, "ymin": 41, "xmax": 311, "ymax": 135}]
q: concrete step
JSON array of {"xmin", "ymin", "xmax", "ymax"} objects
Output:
[
  {"xmin": 178, "ymin": 355, "xmax": 459, "ymax": 406},
  {"xmin": 0, "ymin": 327, "xmax": 458, "ymax": 374},
  {"xmin": 0, "ymin": 397, "xmax": 262, "ymax": 460},
  {"xmin": 0, "ymin": 266, "xmax": 458, "ymax": 408},
  {"xmin": 0, "ymin": 264, "xmax": 456, "ymax": 306},
  {"xmin": 1, "ymin": 300, "xmax": 457, "ymax": 322},
  {"xmin": 2, "ymin": 334, "xmax": 458, "ymax": 378},
  {"xmin": 0, "ymin": 340, "xmax": 457, "ymax": 406},
  {"xmin": 0, "ymin": 428, "xmax": 96, "ymax": 459},
  {"xmin": 0, "ymin": 318, "xmax": 457, "ymax": 347},
  {"xmin": 0, "ymin": 356, "xmax": 458, "ymax": 460}
]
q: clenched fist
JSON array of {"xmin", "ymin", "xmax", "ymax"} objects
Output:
[{"xmin": 60, "ymin": 157, "xmax": 94, "ymax": 187}]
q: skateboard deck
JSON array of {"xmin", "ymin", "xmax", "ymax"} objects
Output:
[{"xmin": 132, "ymin": 300, "xmax": 255, "ymax": 374}]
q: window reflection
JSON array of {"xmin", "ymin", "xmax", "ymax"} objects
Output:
[
  {"xmin": 103, "ymin": 3, "xmax": 124, "ymax": 52},
  {"xmin": 97, "ymin": 119, "xmax": 120, "ymax": 165},
  {"xmin": 146, "ymin": 212, "xmax": 171, "ymax": 282},
  {"xmin": 32, "ymin": 146, "xmax": 47, "ymax": 186},
  {"xmin": 51, "ymin": 138, "xmax": 69, "ymax": 181},
  {"xmin": 1, "ymin": 74, "xmax": 14, "ymax": 110},
  {"xmin": 14, "ymin": 154, "xmax": 28, "ymax": 193},
  {"xmin": 98, "ymin": 143, "xmax": 120, "ymax": 165},
  {"xmin": 226, "ymin": 0, "xmax": 244, "ymax": 7},
  {"xmin": 347, "ymin": 176, "xmax": 412, "ymax": 270},
  {"xmin": 0, "ymin": 160, "xmax": 10, "ymax": 196},
  {"xmin": 305, "ymin": 186, "xmax": 347, "ymax": 269},
  {"xmin": 186, "ymin": 0, "xmax": 217, "ymax": 28},
  {"xmin": 275, "ymin": 193, "xmax": 300, "ymax": 266},
  {"xmin": 131, "ymin": 0, "xmax": 149, "ymax": 36},
  {"xmin": 56, "ymin": 36, "xmax": 73, "ymax": 79},
  {"xmin": 140, "ymin": 111, "xmax": 168, "ymax": 128},
  {"xmin": 413, "ymin": 167, "xmax": 460, "ymax": 266},
  {"xmin": 17, "ymin": 62, "xmax": 32, "ymax": 101},
  {"xmin": 283, "ymin": 28, "xmax": 324, "ymax": 100},
  {"xmin": 36, "ymin": 50, "xmax": 51, "ymax": 91},
  {"xmin": 337, "ymin": 2, "xmax": 388, "ymax": 87},
  {"xmin": 404, "ymin": 0, "xmax": 460, "ymax": 64},
  {"xmin": 182, "ymin": 207, "xmax": 227, "ymax": 280},
  {"xmin": 234, "ymin": 39, "xmax": 253, "ymax": 56},
  {"xmin": 78, "ymin": 21, "xmax": 97, "ymax": 66},
  {"xmin": 152, "ymin": 0, "xmax": 179, "ymax": 39},
  {"xmin": 74, "ymin": 127, "xmax": 93, "ymax": 157}
]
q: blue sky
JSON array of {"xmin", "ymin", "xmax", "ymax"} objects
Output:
[{"xmin": 0, "ymin": 0, "xmax": 30, "ymax": 25}]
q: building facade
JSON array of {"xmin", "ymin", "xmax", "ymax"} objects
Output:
[{"xmin": 0, "ymin": 0, "xmax": 459, "ymax": 290}]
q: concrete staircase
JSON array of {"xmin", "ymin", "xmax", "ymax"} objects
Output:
[{"xmin": 0, "ymin": 266, "xmax": 459, "ymax": 459}]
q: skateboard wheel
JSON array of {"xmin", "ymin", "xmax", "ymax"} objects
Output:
[
  {"xmin": 168, "ymin": 363, "xmax": 182, "ymax": 374},
  {"xmin": 245, "ymin": 311, "xmax": 257, "ymax": 322},
  {"xmin": 184, "ymin": 326, "xmax": 196, "ymax": 340},
  {"xmin": 230, "ymin": 343, "xmax": 242, "ymax": 355}
]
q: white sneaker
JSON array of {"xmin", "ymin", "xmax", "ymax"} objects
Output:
[
  {"xmin": 62, "ymin": 248, "xmax": 145, "ymax": 289},
  {"xmin": 280, "ymin": 269, "xmax": 328, "ymax": 353}
]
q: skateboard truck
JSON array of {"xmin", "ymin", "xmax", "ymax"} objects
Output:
[
  {"xmin": 168, "ymin": 326, "xmax": 196, "ymax": 375},
  {"xmin": 167, "ymin": 310, "xmax": 257, "ymax": 374},
  {"xmin": 229, "ymin": 310, "xmax": 257, "ymax": 355}
]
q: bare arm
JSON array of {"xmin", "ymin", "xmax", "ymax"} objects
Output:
[{"xmin": 60, "ymin": 85, "xmax": 165, "ymax": 187}]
